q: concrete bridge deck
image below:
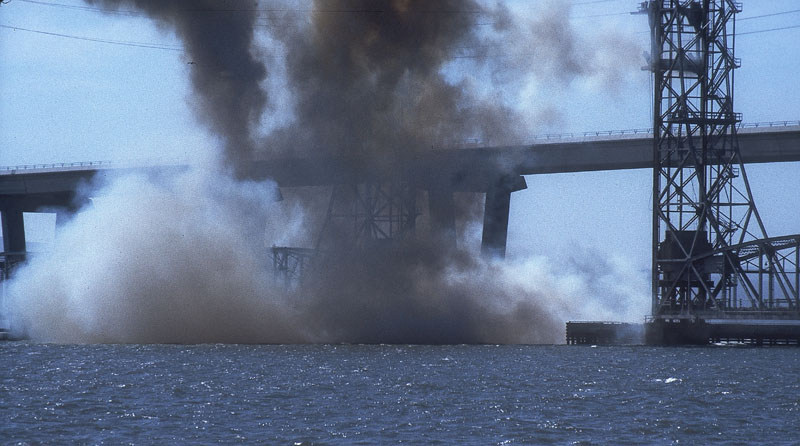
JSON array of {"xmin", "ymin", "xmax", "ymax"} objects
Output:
[{"xmin": 2, "ymin": 123, "xmax": 799, "ymax": 257}]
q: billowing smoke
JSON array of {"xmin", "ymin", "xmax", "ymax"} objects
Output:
[
  {"xmin": 5, "ymin": 0, "xmax": 648, "ymax": 343},
  {"xmin": 264, "ymin": 0, "xmax": 527, "ymax": 167},
  {"xmin": 8, "ymin": 172, "xmax": 308, "ymax": 343},
  {"xmin": 294, "ymin": 242, "xmax": 647, "ymax": 344}
]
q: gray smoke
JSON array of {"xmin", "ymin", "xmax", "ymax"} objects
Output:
[
  {"xmin": 7, "ymin": 172, "xmax": 307, "ymax": 343},
  {"xmin": 5, "ymin": 0, "xmax": 648, "ymax": 344}
]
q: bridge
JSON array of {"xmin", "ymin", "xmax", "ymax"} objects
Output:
[{"xmin": 2, "ymin": 122, "xmax": 800, "ymax": 261}]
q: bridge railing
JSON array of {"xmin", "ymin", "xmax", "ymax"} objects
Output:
[
  {"xmin": 739, "ymin": 120, "xmax": 800, "ymax": 129},
  {"xmin": 525, "ymin": 120, "xmax": 800, "ymax": 142},
  {"xmin": 529, "ymin": 127, "xmax": 653, "ymax": 141},
  {"xmin": 0, "ymin": 160, "xmax": 117, "ymax": 171},
  {"xmin": 0, "ymin": 158, "xmax": 188, "ymax": 173}
]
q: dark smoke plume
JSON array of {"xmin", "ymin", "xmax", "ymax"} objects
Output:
[
  {"xmin": 86, "ymin": 0, "xmax": 268, "ymax": 175},
  {"xmin": 265, "ymin": 0, "xmax": 526, "ymax": 169}
]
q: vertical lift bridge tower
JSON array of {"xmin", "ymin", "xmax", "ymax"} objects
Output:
[{"xmin": 643, "ymin": 0, "xmax": 800, "ymax": 344}]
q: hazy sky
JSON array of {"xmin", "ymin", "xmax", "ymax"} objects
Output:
[{"xmin": 1, "ymin": 0, "xmax": 799, "ymax": 272}]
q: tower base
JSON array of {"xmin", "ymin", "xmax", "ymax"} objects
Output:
[
  {"xmin": 645, "ymin": 318, "xmax": 710, "ymax": 345},
  {"xmin": 645, "ymin": 317, "xmax": 800, "ymax": 346}
]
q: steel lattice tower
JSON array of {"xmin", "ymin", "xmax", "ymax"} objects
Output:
[{"xmin": 643, "ymin": 0, "xmax": 800, "ymax": 323}]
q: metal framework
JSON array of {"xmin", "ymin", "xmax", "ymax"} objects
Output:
[
  {"xmin": 271, "ymin": 181, "xmax": 419, "ymax": 286},
  {"xmin": 316, "ymin": 181, "xmax": 418, "ymax": 251},
  {"xmin": 0, "ymin": 252, "xmax": 25, "ymax": 282},
  {"xmin": 644, "ymin": 0, "xmax": 800, "ymax": 320},
  {"xmin": 271, "ymin": 247, "xmax": 315, "ymax": 289}
]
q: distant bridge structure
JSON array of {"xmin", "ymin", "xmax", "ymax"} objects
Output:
[{"xmin": 1, "ymin": 121, "xmax": 799, "ymax": 273}]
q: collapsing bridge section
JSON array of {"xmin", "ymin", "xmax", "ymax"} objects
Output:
[{"xmin": 270, "ymin": 172, "xmax": 528, "ymax": 287}]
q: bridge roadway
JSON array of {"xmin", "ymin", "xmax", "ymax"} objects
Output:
[{"xmin": 2, "ymin": 124, "xmax": 799, "ymax": 257}]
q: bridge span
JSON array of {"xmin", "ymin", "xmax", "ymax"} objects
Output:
[{"xmin": 2, "ymin": 123, "xmax": 799, "ymax": 258}]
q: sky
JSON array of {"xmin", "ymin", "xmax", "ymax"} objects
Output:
[{"xmin": 1, "ymin": 0, "xmax": 799, "ymax": 282}]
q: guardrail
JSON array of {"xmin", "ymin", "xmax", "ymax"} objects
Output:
[
  {"xmin": 0, "ymin": 160, "xmax": 117, "ymax": 171},
  {"xmin": 529, "ymin": 127, "xmax": 652, "ymax": 141},
  {"xmin": 526, "ymin": 119, "xmax": 800, "ymax": 142},
  {"xmin": 740, "ymin": 120, "xmax": 800, "ymax": 129},
  {"xmin": 0, "ymin": 158, "xmax": 187, "ymax": 173}
]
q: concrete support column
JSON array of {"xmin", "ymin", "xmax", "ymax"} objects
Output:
[
  {"xmin": 428, "ymin": 187, "xmax": 456, "ymax": 247},
  {"xmin": 481, "ymin": 184, "xmax": 512, "ymax": 259},
  {"xmin": 1, "ymin": 208, "xmax": 26, "ymax": 254}
]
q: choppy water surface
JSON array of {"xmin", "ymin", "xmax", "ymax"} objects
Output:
[{"xmin": 1, "ymin": 343, "xmax": 798, "ymax": 445}]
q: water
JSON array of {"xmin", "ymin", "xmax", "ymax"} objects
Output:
[{"xmin": 1, "ymin": 344, "xmax": 798, "ymax": 445}]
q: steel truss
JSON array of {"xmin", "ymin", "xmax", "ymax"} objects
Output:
[
  {"xmin": 317, "ymin": 181, "xmax": 418, "ymax": 250},
  {"xmin": 643, "ymin": 0, "xmax": 800, "ymax": 319},
  {"xmin": 271, "ymin": 247, "xmax": 315, "ymax": 289},
  {"xmin": 271, "ymin": 181, "xmax": 419, "ymax": 286}
]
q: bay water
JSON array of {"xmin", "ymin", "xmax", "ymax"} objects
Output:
[{"xmin": 2, "ymin": 343, "xmax": 798, "ymax": 445}]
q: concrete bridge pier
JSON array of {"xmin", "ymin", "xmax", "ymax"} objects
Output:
[
  {"xmin": 1, "ymin": 207, "xmax": 26, "ymax": 254},
  {"xmin": 428, "ymin": 187, "xmax": 457, "ymax": 247},
  {"xmin": 481, "ymin": 176, "xmax": 526, "ymax": 259},
  {"xmin": 1, "ymin": 192, "xmax": 80, "ymax": 257},
  {"xmin": 54, "ymin": 209, "xmax": 76, "ymax": 228}
]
